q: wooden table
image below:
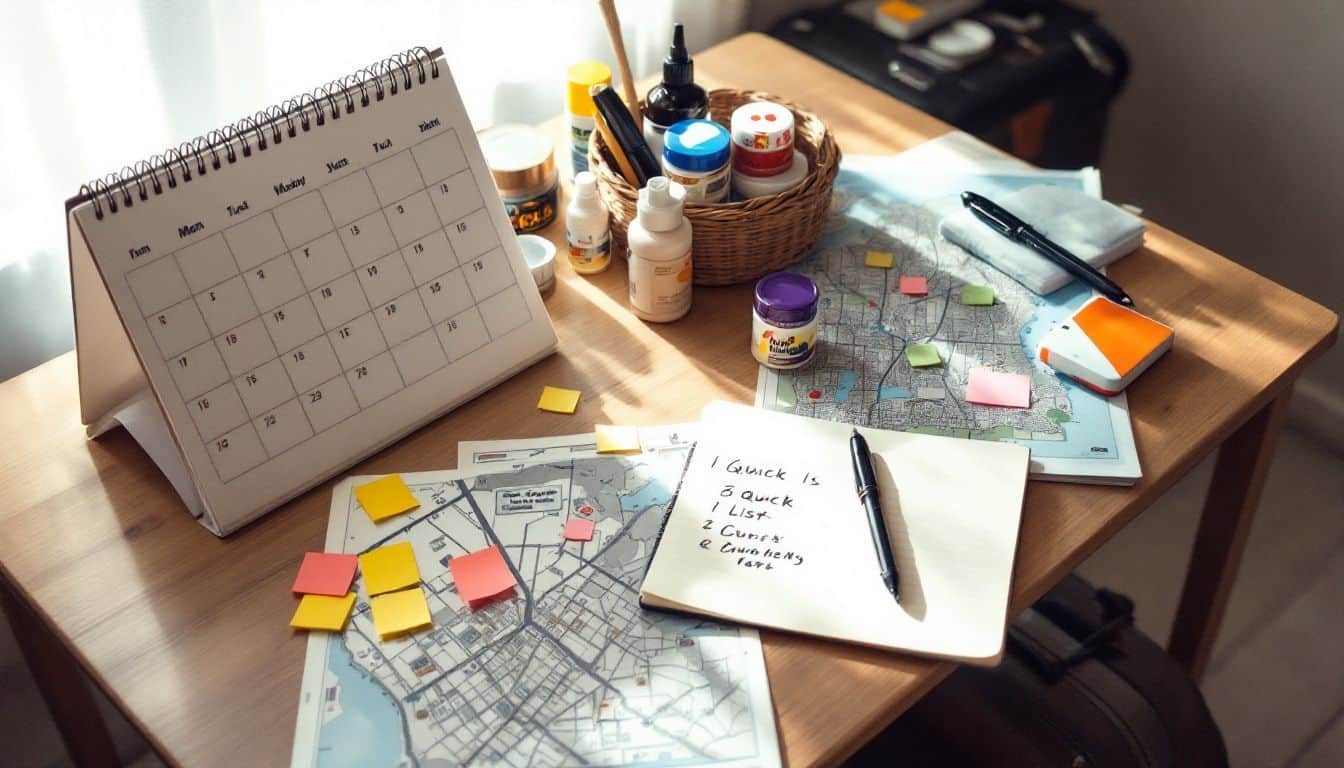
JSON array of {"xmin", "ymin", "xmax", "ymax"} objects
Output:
[{"xmin": 0, "ymin": 33, "xmax": 1336, "ymax": 768}]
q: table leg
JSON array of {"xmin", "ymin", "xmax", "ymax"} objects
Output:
[
  {"xmin": 1168, "ymin": 389, "xmax": 1293, "ymax": 681},
  {"xmin": 0, "ymin": 578, "xmax": 121, "ymax": 768}
]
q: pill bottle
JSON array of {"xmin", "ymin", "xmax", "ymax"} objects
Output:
[
  {"xmin": 752, "ymin": 272, "xmax": 819, "ymax": 369},
  {"xmin": 566, "ymin": 61, "xmax": 611, "ymax": 176},
  {"xmin": 478, "ymin": 125, "xmax": 558, "ymax": 234},
  {"xmin": 732, "ymin": 150, "xmax": 809, "ymax": 200},
  {"xmin": 730, "ymin": 101, "xmax": 795, "ymax": 178},
  {"xmin": 627, "ymin": 177, "xmax": 693, "ymax": 323},
  {"xmin": 565, "ymin": 171, "xmax": 611, "ymax": 275},
  {"xmin": 660, "ymin": 119, "xmax": 731, "ymax": 204}
]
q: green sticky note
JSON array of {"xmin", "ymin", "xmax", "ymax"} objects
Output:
[
  {"xmin": 906, "ymin": 343, "xmax": 941, "ymax": 367},
  {"xmin": 962, "ymin": 285, "xmax": 995, "ymax": 305}
]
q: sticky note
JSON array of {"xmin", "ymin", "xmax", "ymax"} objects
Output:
[
  {"xmin": 966, "ymin": 369, "xmax": 1031, "ymax": 408},
  {"xmin": 537, "ymin": 386, "xmax": 581, "ymax": 414},
  {"xmin": 370, "ymin": 586, "xmax": 432, "ymax": 639},
  {"xmin": 449, "ymin": 546, "xmax": 517, "ymax": 610},
  {"xmin": 906, "ymin": 343, "xmax": 941, "ymax": 368},
  {"xmin": 290, "ymin": 592, "xmax": 356, "ymax": 632},
  {"xmin": 292, "ymin": 552, "xmax": 359, "ymax": 597},
  {"xmin": 359, "ymin": 542, "xmax": 421, "ymax": 596},
  {"xmin": 899, "ymin": 276, "xmax": 928, "ymax": 295},
  {"xmin": 865, "ymin": 250, "xmax": 894, "ymax": 269},
  {"xmin": 353, "ymin": 474, "xmax": 420, "ymax": 523},
  {"xmin": 962, "ymin": 285, "xmax": 995, "ymax": 305},
  {"xmin": 563, "ymin": 518, "xmax": 596, "ymax": 542},
  {"xmin": 595, "ymin": 425, "xmax": 640, "ymax": 453}
]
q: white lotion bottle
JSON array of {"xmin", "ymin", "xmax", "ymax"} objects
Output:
[
  {"xmin": 565, "ymin": 171, "xmax": 611, "ymax": 275},
  {"xmin": 627, "ymin": 176, "xmax": 693, "ymax": 322}
]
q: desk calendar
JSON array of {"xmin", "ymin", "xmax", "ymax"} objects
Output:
[{"xmin": 65, "ymin": 48, "xmax": 557, "ymax": 535}]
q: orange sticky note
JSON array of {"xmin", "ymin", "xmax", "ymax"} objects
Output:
[
  {"xmin": 292, "ymin": 552, "xmax": 358, "ymax": 596},
  {"xmin": 359, "ymin": 542, "xmax": 421, "ymax": 596},
  {"xmin": 353, "ymin": 474, "xmax": 420, "ymax": 523},
  {"xmin": 899, "ymin": 276, "xmax": 928, "ymax": 295},
  {"xmin": 563, "ymin": 518, "xmax": 596, "ymax": 542},
  {"xmin": 865, "ymin": 250, "xmax": 894, "ymax": 269},
  {"xmin": 966, "ymin": 369, "xmax": 1031, "ymax": 408},
  {"xmin": 290, "ymin": 592, "xmax": 356, "ymax": 632},
  {"xmin": 449, "ymin": 546, "xmax": 517, "ymax": 610},
  {"xmin": 537, "ymin": 386, "xmax": 581, "ymax": 414},
  {"xmin": 370, "ymin": 586, "xmax": 432, "ymax": 639},
  {"xmin": 594, "ymin": 424, "xmax": 640, "ymax": 453}
]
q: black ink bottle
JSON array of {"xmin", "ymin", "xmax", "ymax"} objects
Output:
[{"xmin": 642, "ymin": 23, "xmax": 709, "ymax": 158}]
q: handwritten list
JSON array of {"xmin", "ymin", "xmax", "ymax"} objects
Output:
[{"xmin": 640, "ymin": 401, "xmax": 1031, "ymax": 664}]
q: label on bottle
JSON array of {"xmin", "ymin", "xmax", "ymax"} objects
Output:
[
  {"xmin": 570, "ymin": 116, "xmax": 595, "ymax": 173},
  {"xmin": 567, "ymin": 227, "xmax": 611, "ymax": 273},
  {"xmin": 628, "ymin": 245, "xmax": 692, "ymax": 321}
]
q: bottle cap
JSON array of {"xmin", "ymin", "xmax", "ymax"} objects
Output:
[
  {"xmin": 730, "ymin": 101, "xmax": 795, "ymax": 176},
  {"xmin": 567, "ymin": 61, "xmax": 612, "ymax": 118},
  {"xmin": 662, "ymin": 23, "xmax": 694, "ymax": 86},
  {"xmin": 662, "ymin": 119, "xmax": 731, "ymax": 173},
  {"xmin": 518, "ymin": 234, "xmax": 556, "ymax": 294},
  {"xmin": 574, "ymin": 170, "xmax": 598, "ymax": 199},
  {"xmin": 637, "ymin": 176, "xmax": 686, "ymax": 232},
  {"xmin": 478, "ymin": 124, "xmax": 555, "ymax": 192},
  {"xmin": 754, "ymin": 272, "xmax": 819, "ymax": 325}
]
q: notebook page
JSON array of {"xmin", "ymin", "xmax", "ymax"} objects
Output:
[{"xmin": 641, "ymin": 401, "xmax": 1030, "ymax": 663}]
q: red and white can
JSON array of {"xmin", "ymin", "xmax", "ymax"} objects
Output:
[{"xmin": 730, "ymin": 101, "xmax": 795, "ymax": 178}]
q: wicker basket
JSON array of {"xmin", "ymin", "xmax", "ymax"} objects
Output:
[{"xmin": 588, "ymin": 89, "xmax": 841, "ymax": 286}]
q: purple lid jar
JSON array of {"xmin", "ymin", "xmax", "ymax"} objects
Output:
[
  {"xmin": 752, "ymin": 272, "xmax": 819, "ymax": 369},
  {"xmin": 754, "ymin": 272, "xmax": 819, "ymax": 326}
]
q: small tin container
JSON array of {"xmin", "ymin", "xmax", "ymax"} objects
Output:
[
  {"xmin": 518, "ymin": 234, "xmax": 556, "ymax": 297},
  {"xmin": 730, "ymin": 101, "xmax": 795, "ymax": 178},
  {"xmin": 752, "ymin": 272, "xmax": 819, "ymax": 369},
  {"xmin": 661, "ymin": 119, "xmax": 732, "ymax": 204},
  {"xmin": 478, "ymin": 124, "xmax": 558, "ymax": 233}
]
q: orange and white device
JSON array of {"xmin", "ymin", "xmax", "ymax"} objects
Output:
[{"xmin": 1038, "ymin": 296, "xmax": 1173, "ymax": 396}]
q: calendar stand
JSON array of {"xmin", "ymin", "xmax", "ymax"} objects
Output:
[{"xmin": 65, "ymin": 48, "xmax": 557, "ymax": 535}]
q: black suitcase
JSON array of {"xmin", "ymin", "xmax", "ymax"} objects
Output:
[{"xmin": 847, "ymin": 575, "xmax": 1228, "ymax": 767}]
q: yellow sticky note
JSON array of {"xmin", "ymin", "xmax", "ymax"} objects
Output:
[
  {"xmin": 370, "ymin": 586, "xmax": 432, "ymax": 639},
  {"xmin": 865, "ymin": 250, "xmax": 894, "ymax": 269},
  {"xmin": 290, "ymin": 592, "xmax": 356, "ymax": 632},
  {"xmin": 354, "ymin": 474, "xmax": 420, "ymax": 523},
  {"xmin": 962, "ymin": 285, "xmax": 995, "ymax": 306},
  {"xmin": 359, "ymin": 541, "xmax": 420, "ymax": 596},
  {"xmin": 538, "ymin": 386, "xmax": 581, "ymax": 414},
  {"xmin": 594, "ymin": 425, "xmax": 640, "ymax": 454}
]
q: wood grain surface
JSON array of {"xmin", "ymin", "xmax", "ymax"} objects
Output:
[{"xmin": 0, "ymin": 33, "xmax": 1337, "ymax": 768}]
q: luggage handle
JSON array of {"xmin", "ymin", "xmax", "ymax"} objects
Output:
[{"xmin": 1009, "ymin": 588, "xmax": 1135, "ymax": 680}]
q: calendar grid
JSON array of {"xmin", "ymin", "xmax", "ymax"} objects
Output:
[{"xmin": 123, "ymin": 126, "xmax": 534, "ymax": 483}]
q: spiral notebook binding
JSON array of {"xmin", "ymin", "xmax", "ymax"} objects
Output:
[{"xmin": 78, "ymin": 46, "xmax": 440, "ymax": 220}]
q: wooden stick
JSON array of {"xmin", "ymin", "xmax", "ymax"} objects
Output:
[{"xmin": 596, "ymin": 0, "xmax": 642, "ymax": 130}]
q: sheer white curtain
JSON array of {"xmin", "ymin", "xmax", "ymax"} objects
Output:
[{"xmin": 0, "ymin": 0, "xmax": 749, "ymax": 270}]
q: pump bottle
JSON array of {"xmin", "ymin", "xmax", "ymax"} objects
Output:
[{"xmin": 627, "ymin": 177, "xmax": 693, "ymax": 322}]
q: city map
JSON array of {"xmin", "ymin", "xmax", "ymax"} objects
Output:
[
  {"xmin": 757, "ymin": 141, "xmax": 1139, "ymax": 482},
  {"xmin": 291, "ymin": 445, "xmax": 778, "ymax": 768}
]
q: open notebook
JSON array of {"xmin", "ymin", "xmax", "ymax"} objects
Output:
[{"xmin": 640, "ymin": 402, "xmax": 1031, "ymax": 664}]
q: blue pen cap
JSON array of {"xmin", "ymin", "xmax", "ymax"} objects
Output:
[{"xmin": 662, "ymin": 119, "xmax": 731, "ymax": 172}]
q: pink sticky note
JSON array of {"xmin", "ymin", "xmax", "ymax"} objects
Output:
[
  {"xmin": 291, "ymin": 552, "xmax": 359, "ymax": 597},
  {"xmin": 449, "ymin": 546, "xmax": 517, "ymax": 609},
  {"xmin": 899, "ymin": 276, "xmax": 928, "ymax": 296},
  {"xmin": 966, "ymin": 369, "xmax": 1031, "ymax": 408},
  {"xmin": 563, "ymin": 518, "xmax": 596, "ymax": 542}
]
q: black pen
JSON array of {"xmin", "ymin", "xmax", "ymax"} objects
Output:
[
  {"xmin": 960, "ymin": 190, "xmax": 1134, "ymax": 307},
  {"xmin": 850, "ymin": 429, "xmax": 900, "ymax": 602}
]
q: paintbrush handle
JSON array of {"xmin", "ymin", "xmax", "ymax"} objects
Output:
[{"xmin": 596, "ymin": 0, "xmax": 642, "ymax": 130}]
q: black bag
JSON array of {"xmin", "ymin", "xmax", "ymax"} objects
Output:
[{"xmin": 847, "ymin": 575, "xmax": 1228, "ymax": 767}]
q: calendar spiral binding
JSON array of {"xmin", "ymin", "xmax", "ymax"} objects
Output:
[{"xmin": 78, "ymin": 47, "xmax": 440, "ymax": 220}]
